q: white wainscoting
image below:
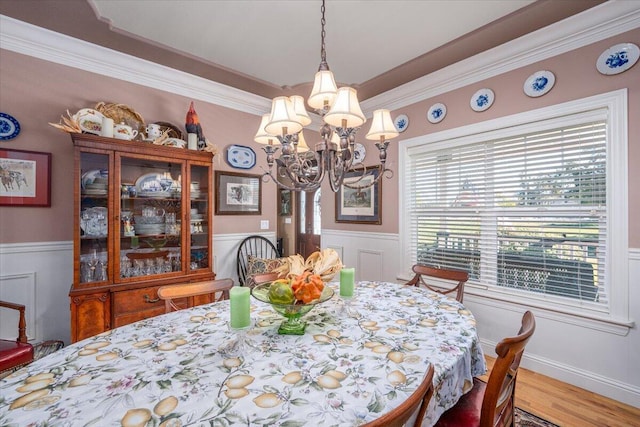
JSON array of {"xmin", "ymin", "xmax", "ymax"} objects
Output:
[
  {"xmin": 321, "ymin": 229, "xmax": 400, "ymax": 283},
  {"xmin": 0, "ymin": 272, "xmax": 36, "ymax": 341},
  {"xmin": 0, "ymin": 241, "xmax": 72, "ymax": 344}
]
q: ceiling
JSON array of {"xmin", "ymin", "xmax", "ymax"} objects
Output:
[{"xmin": 0, "ymin": 0, "xmax": 605, "ymax": 101}]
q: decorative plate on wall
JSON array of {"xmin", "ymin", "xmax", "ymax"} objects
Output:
[
  {"xmin": 394, "ymin": 114, "xmax": 409, "ymax": 132},
  {"xmin": 596, "ymin": 42, "xmax": 639, "ymax": 75},
  {"xmin": 470, "ymin": 88, "xmax": 495, "ymax": 112},
  {"xmin": 427, "ymin": 103, "xmax": 447, "ymax": 124},
  {"xmin": 0, "ymin": 112, "xmax": 20, "ymax": 140},
  {"xmin": 352, "ymin": 143, "xmax": 366, "ymax": 164},
  {"xmin": 226, "ymin": 144, "xmax": 256, "ymax": 169},
  {"xmin": 523, "ymin": 70, "xmax": 555, "ymax": 97}
]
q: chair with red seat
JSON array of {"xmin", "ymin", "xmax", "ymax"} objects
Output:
[
  {"xmin": 435, "ymin": 310, "xmax": 536, "ymax": 427},
  {"xmin": 0, "ymin": 300, "xmax": 34, "ymax": 377}
]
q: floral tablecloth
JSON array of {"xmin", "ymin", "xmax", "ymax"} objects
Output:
[{"xmin": 0, "ymin": 281, "xmax": 485, "ymax": 426}]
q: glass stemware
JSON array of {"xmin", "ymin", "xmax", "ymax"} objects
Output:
[{"xmin": 220, "ymin": 320, "xmax": 252, "ymax": 357}]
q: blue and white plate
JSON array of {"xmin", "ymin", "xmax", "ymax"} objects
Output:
[
  {"xmin": 0, "ymin": 112, "xmax": 20, "ymax": 140},
  {"xmin": 470, "ymin": 88, "xmax": 495, "ymax": 112},
  {"xmin": 524, "ymin": 70, "xmax": 555, "ymax": 97},
  {"xmin": 394, "ymin": 114, "xmax": 409, "ymax": 132},
  {"xmin": 352, "ymin": 143, "xmax": 366, "ymax": 164},
  {"xmin": 427, "ymin": 103, "xmax": 447, "ymax": 124},
  {"xmin": 226, "ymin": 144, "xmax": 256, "ymax": 169},
  {"xmin": 596, "ymin": 43, "xmax": 639, "ymax": 75},
  {"xmin": 81, "ymin": 169, "xmax": 108, "ymax": 190},
  {"xmin": 135, "ymin": 172, "xmax": 174, "ymax": 197}
]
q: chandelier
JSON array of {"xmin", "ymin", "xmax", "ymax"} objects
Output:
[{"xmin": 254, "ymin": 0, "xmax": 399, "ymax": 192}]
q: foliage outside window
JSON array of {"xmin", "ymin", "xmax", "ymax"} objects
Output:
[{"xmin": 400, "ymin": 91, "xmax": 629, "ymax": 321}]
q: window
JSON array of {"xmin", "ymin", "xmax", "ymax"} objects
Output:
[{"xmin": 400, "ymin": 90, "xmax": 629, "ymax": 322}]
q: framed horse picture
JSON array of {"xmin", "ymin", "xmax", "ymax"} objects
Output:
[
  {"xmin": 0, "ymin": 149, "xmax": 51, "ymax": 207},
  {"xmin": 335, "ymin": 165, "xmax": 382, "ymax": 224},
  {"xmin": 214, "ymin": 170, "xmax": 262, "ymax": 215}
]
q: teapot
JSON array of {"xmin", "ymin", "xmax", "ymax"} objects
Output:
[
  {"xmin": 114, "ymin": 122, "xmax": 139, "ymax": 140},
  {"xmin": 145, "ymin": 123, "xmax": 163, "ymax": 140}
]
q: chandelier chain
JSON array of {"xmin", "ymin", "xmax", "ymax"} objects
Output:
[{"xmin": 319, "ymin": 0, "xmax": 328, "ymax": 69}]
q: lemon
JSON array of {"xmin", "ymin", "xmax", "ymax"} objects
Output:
[{"xmin": 268, "ymin": 280, "xmax": 295, "ymax": 305}]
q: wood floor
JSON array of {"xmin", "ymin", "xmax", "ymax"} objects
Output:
[{"xmin": 481, "ymin": 357, "xmax": 640, "ymax": 427}]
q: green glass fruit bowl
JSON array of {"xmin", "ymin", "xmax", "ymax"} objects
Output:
[{"xmin": 251, "ymin": 282, "xmax": 334, "ymax": 335}]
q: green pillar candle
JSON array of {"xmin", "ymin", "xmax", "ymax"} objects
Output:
[
  {"xmin": 230, "ymin": 286, "xmax": 251, "ymax": 329},
  {"xmin": 340, "ymin": 268, "xmax": 355, "ymax": 297}
]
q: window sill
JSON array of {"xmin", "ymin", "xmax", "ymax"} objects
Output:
[{"xmin": 465, "ymin": 284, "xmax": 634, "ymax": 336}]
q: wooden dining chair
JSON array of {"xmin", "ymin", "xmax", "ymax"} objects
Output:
[
  {"xmin": 0, "ymin": 300, "xmax": 34, "ymax": 377},
  {"xmin": 363, "ymin": 364, "xmax": 435, "ymax": 427},
  {"xmin": 405, "ymin": 264, "xmax": 469, "ymax": 303},
  {"xmin": 434, "ymin": 311, "xmax": 536, "ymax": 427},
  {"xmin": 236, "ymin": 235, "xmax": 280, "ymax": 286},
  {"xmin": 251, "ymin": 272, "xmax": 281, "ymax": 285},
  {"xmin": 157, "ymin": 278, "xmax": 234, "ymax": 313}
]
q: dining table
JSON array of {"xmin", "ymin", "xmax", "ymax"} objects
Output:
[{"xmin": 0, "ymin": 281, "xmax": 486, "ymax": 426}]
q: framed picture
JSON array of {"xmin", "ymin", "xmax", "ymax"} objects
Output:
[
  {"xmin": 0, "ymin": 149, "xmax": 51, "ymax": 207},
  {"xmin": 335, "ymin": 165, "xmax": 382, "ymax": 224},
  {"xmin": 215, "ymin": 170, "xmax": 262, "ymax": 215},
  {"xmin": 279, "ymin": 189, "xmax": 292, "ymax": 216}
]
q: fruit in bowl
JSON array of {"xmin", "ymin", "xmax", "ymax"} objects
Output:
[{"xmin": 252, "ymin": 272, "xmax": 334, "ymax": 335}]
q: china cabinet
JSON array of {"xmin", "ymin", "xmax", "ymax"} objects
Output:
[{"xmin": 69, "ymin": 133, "xmax": 215, "ymax": 342}]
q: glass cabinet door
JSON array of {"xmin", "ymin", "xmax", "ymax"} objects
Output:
[
  {"xmin": 79, "ymin": 152, "xmax": 110, "ymax": 285},
  {"xmin": 119, "ymin": 155, "xmax": 183, "ymax": 279},
  {"xmin": 189, "ymin": 164, "xmax": 210, "ymax": 272}
]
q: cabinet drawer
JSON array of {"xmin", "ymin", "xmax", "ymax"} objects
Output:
[{"xmin": 112, "ymin": 286, "xmax": 164, "ymax": 316}]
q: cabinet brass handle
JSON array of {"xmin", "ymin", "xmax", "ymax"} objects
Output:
[{"xmin": 143, "ymin": 295, "xmax": 160, "ymax": 303}]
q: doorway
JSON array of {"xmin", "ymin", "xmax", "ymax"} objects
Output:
[{"xmin": 296, "ymin": 188, "xmax": 321, "ymax": 258}]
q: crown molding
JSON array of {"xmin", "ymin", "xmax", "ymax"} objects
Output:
[
  {"xmin": 2, "ymin": 1, "xmax": 639, "ymax": 117},
  {"xmin": 0, "ymin": 14, "xmax": 272, "ymax": 116},
  {"xmin": 362, "ymin": 1, "xmax": 640, "ymax": 112}
]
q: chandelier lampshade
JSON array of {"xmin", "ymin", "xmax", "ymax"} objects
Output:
[
  {"xmin": 323, "ymin": 87, "xmax": 366, "ymax": 129},
  {"xmin": 296, "ymin": 131, "xmax": 310, "ymax": 152},
  {"xmin": 290, "ymin": 95, "xmax": 312, "ymax": 127},
  {"xmin": 254, "ymin": 114, "xmax": 276, "ymax": 145},
  {"xmin": 365, "ymin": 109, "xmax": 399, "ymax": 141},
  {"xmin": 308, "ymin": 70, "xmax": 338, "ymax": 110},
  {"xmin": 264, "ymin": 96, "xmax": 303, "ymax": 136}
]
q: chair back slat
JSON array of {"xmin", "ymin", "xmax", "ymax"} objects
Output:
[
  {"xmin": 157, "ymin": 279, "xmax": 234, "ymax": 313},
  {"xmin": 406, "ymin": 264, "xmax": 469, "ymax": 303}
]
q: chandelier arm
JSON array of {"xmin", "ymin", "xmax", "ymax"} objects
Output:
[
  {"xmin": 261, "ymin": 168, "xmax": 321, "ymax": 192},
  {"xmin": 342, "ymin": 167, "xmax": 393, "ymax": 189}
]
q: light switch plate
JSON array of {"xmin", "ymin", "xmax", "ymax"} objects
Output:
[{"xmin": 260, "ymin": 220, "xmax": 269, "ymax": 230}]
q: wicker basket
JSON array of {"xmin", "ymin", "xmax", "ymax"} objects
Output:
[{"xmin": 95, "ymin": 102, "xmax": 145, "ymax": 137}]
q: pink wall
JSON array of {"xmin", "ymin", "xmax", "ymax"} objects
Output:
[
  {"xmin": 1, "ymin": 27, "xmax": 639, "ymax": 247},
  {"xmin": 324, "ymin": 28, "xmax": 640, "ymax": 248},
  {"xmin": 0, "ymin": 50, "xmax": 277, "ymax": 243}
]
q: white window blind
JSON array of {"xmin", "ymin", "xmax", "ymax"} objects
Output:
[{"xmin": 406, "ymin": 121, "xmax": 608, "ymax": 307}]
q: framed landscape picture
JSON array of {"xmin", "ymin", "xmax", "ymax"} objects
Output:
[
  {"xmin": 215, "ymin": 170, "xmax": 262, "ymax": 215},
  {"xmin": 335, "ymin": 165, "xmax": 382, "ymax": 224},
  {"xmin": 0, "ymin": 149, "xmax": 51, "ymax": 207}
]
